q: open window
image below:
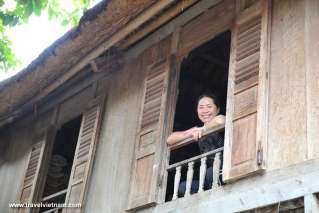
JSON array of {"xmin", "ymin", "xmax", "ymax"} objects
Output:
[
  {"xmin": 17, "ymin": 98, "xmax": 104, "ymax": 213},
  {"xmin": 127, "ymin": 0, "xmax": 270, "ymax": 207},
  {"xmin": 40, "ymin": 116, "xmax": 82, "ymax": 212},
  {"xmin": 165, "ymin": 31, "xmax": 231, "ymax": 201},
  {"xmin": 165, "ymin": 0, "xmax": 271, "ymax": 200}
]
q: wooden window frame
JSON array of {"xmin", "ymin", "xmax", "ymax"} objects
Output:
[
  {"xmin": 160, "ymin": 0, "xmax": 271, "ymax": 201},
  {"xmin": 17, "ymin": 94, "xmax": 105, "ymax": 213}
]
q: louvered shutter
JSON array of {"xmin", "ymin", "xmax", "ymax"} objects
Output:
[
  {"xmin": 223, "ymin": 0, "xmax": 270, "ymax": 182},
  {"xmin": 63, "ymin": 99, "xmax": 104, "ymax": 213},
  {"xmin": 18, "ymin": 135, "xmax": 47, "ymax": 213},
  {"xmin": 127, "ymin": 60, "xmax": 170, "ymax": 210}
]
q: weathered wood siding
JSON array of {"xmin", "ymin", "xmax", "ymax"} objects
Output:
[
  {"xmin": 83, "ymin": 36, "xmax": 171, "ymax": 212},
  {"xmin": 268, "ymin": 0, "xmax": 319, "ymax": 170},
  {"xmin": 305, "ymin": 0, "xmax": 319, "ymax": 159},
  {"xmin": 82, "ymin": 61, "xmax": 142, "ymax": 212},
  {"xmin": 1, "ymin": 0, "xmax": 319, "ymax": 212},
  {"xmin": 0, "ymin": 111, "xmax": 53, "ymax": 211},
  {"xmin": 268, "ymin": 0, "xmax": 308, "ymax": 169}
]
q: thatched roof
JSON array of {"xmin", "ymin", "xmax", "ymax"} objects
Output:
[{"xmin": 0, "ymin": 0, "xmax": 157, "ymax": 127}]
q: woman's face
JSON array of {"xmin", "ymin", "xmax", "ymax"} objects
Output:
[{"xmin": 197, "ymin": 96, "xmax": 219, "ymax": 124}]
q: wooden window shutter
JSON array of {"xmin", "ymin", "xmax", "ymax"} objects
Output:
[
  {"xmin": 63, "ymin": 98, "xmax": 104, "ymax": 213},
  {"xmin": 223, "ymin": 0, "xmax": 270, "ymax": 182},
  {"xmin": 17, "ymin": 129, "xmax": 53, "ymax": 213},
  {"xmin": 127, "ymin": 59, "xmax": 170, "ymax": 210}
]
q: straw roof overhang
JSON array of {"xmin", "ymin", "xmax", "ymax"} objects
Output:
[
  {"xmin": 0, "ymin": 0, "xmax": 157, "ymax": 127},
  {"xmin": 0, "ymin": 0, "xmax": 201, "ymax": 128}
]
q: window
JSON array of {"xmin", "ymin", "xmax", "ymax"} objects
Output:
[
  {"xmin": 17, "ymin": 99, "xmax": 104, "ymax": 212},
  {"xmin": 127, "ymin": 0, "xmax": 270, "ymax": 209},
  {"xmin": 165, "ymin": 31, "xmax": 231, "ymax": 201},
  {"xmin": 40, "ymin": 116, "xmax": 82, "ymax": 212}
]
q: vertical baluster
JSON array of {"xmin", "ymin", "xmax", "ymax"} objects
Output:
[
  {"xmin": 198, "ymin": 156, "xmax": 207, "ymax": 193},
  {"xmin": 185, "ymin": 161, "xmax": 194, "ymax": 197},
  {"xmin": 212, "ymin": 152, "xmax": 221, "ymax": 188},
  {"xmin": 172, "ymin": 166, "xmax": 181, "ymax": 200}
]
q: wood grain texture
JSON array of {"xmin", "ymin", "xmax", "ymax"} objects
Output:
[
  {"xmin": 268, "ymin": 0, "xmax": 307, "ymax": 170},
  {"xmin": 223, "ymin": 0, "xmax": 270, "ymax": 182},
  {"xmin": 63, "ymin": 100, "xmax": 104, "ymax": 213},
  {"xmin": 234, "ymin": 86, "xmax": 258, "ymax": 120},
  {"xmin": 152, "ymin": 158, "xmax": 319, "ymax": 213},
  {"xmin": 57, "ymin": 86, "xmax": 93, "ymax": 126},
  {"xmin": 0, "ymin": 124, "xmax": 34, "ymax": 212},
  {"xmin": 305, "ymin": 0, "xmax": 319, "ymax": 159},
  {"xmin": 83, "ymin": 60, "xmax": 141, "ymax": 213},
  {"xmin": 83, "ymin": 36, "xmax": 172, "ymax": 212},
  {"xmin": 179, "ymin": 0, "xmax": 235, "ymax": 57},
  {"xmin": 127, "ymin": 59, "xmax": 170, "ymax": 210},
  {"xmin": 119, "ymin": 0, "xmax": 199, "ymax": 50}
]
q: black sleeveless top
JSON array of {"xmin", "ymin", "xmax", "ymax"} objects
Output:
[{"xmin": 197, "ymin": 131, "xmax": 224, "ymax": 154}]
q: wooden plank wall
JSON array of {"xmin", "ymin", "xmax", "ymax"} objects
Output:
[
  {"xmin": 83, "ymin": 37, "xmax": 171, "ymax": 212},
  {"xmin": 82, "ymin": 61, "xmax": 141, "ymax": 212},
  {"xmin": 178, "ymin": 0, "xmax": 234, "ymax": 57},
  {"xmin": 305, "ymin": 0, "xmax": 319, "ymax": 159},
  {"xmin": 0, "ymin": 111, "xmax": 52, "ymax": 211},
  {"xmin": 1, "ymin": 0, "xmax": 319, "ymax": 212},
  {"xmin": 267, "ymin": 0, "xmax": 319, "ymax": 170},
  {"xmin": 267, "ymin": 0, "xmax": 308, "ymax": 169}
]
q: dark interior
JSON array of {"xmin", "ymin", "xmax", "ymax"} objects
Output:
[
  {"xmin": 40, "ymin": 115, "xmax": 82, "ymax": 211},
  {"xmin": 165, "ymin": 30, "xmax": 231, "ymax": 201}
]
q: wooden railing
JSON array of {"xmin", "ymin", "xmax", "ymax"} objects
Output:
[
  {"xmin": 40, "ymin": 189, "xmax": 67, "ymax": 213},
  {"xmin": 167, "ymin": 125, "xmax": 224, "ymax": 201},
  {"xmin": 41, "ymin": 207, "xmax": 63, "ymax": 213},
  {"xmin": 169, "ymin": 124, "xmax": 225, "ymax": 150}
]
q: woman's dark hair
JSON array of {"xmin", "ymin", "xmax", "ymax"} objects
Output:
[{"xmin": 196, "ymin": 92, "xmax": 221, "ymax": 109}]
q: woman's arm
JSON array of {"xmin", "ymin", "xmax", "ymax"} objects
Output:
[
  {"xmin": 167, "ymin": 115, "xmax": 225, "ymax": 146},
  {"xmin": 167, "ymin": 127, "xmax": 200, "ymax": 146},
  {"xmin": 203, "ymin": 115, "xmax": 225, "ymax": 132}
]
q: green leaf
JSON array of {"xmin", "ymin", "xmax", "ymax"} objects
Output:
[
  {"xmin": 0, "ymin": 0, "xmax": 99, "ymax": 72},
  {"xmin": 32, "ymin": 0, "xmax": 42, "ymax": 16}
]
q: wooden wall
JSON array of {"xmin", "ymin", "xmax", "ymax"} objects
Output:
[
  {"xmin": 267, "ymin": 0, "xmax": 319, "ymax": 170},
  {"xmin": 83, "ymin": 36, "xmax": 171, "ymax": 212},
  {"xmin": 304, "ymin": 0, "xmax": 319, "ymax": 159},
  {"xmin": 1, "ymin": 0, "xmax": 319, "ymax": 212},
  {"xmin": 0, "ymin": 111, "xmax": 53, "ymax": 211},
  {"xmin": 82, "ymin": 60, "xmax": 143, "ymax": 212}
]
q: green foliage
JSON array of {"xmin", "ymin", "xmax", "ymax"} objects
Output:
[{"xmin": 0, "ymin": 0, "xmax": 93, "ymax": 72}]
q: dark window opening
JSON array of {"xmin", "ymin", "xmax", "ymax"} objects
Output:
[
  {"xmin": 40, "ymin": 116, "xmax": 82, "ymax": 212},
  {"xmin": 165, "ymin": 30, "xmax": 231, "ymax": 201}
]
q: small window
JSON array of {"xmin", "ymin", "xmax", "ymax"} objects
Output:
[
  {"xmin": 165, "ymin": 31, "xmax": 231, "ymax": 201},
  {"xmin": 40, "ymin": 116, "xmax": 82, "ymax": 212}
]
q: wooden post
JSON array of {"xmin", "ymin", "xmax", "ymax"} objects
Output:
[
  {"xmin": 172, "ymin": 166, "xmax": 181, "ymax": 200},
  {"xmin": 185, "ymin": 162, "xmax": 194, "ymax": 197},
  {"xmin": 199, "ymin": 157, "xmax": 207, "ymax": 193},
  {"xmin": 212, "ymin": 152, "xmax": 221, "ymax": 188}
]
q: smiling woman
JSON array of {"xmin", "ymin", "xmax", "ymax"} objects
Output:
[{"xmin": 166, "ymin": 92, "xmax": 225, "ymax": 146}]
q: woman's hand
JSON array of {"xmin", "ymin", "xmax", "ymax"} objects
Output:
[
  {"xmin": 185, "ymin": 126, "xmax": 205, "ymax": 141},
  {"xmin": 167, "ymin": 125, "xmax": 207, "ymax": 145},
  {"xmin": 204, "ymin": 115, "xmax": 225, "ymax": 131}
]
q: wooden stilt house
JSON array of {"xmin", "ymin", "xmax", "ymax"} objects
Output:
[{"xmin": 0, "ymin": 0, "xmax": 318, "ymax": 212}]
